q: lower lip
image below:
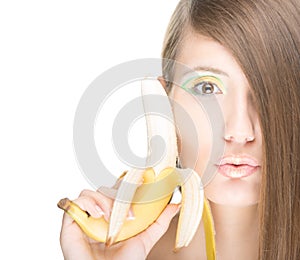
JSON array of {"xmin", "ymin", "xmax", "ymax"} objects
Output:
[{"xmin": 217, "ymin": 164, "xmax": 259, "ymax": 179}]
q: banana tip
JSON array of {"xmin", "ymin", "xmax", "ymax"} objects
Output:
[{"xmin": 57, "ymin": 198, "xmax": 71, "ymax": 211}]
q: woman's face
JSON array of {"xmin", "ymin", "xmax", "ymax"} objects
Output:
[{"xmin": 169, "ymin": 33, "xmax": 262, "ymax": 206}]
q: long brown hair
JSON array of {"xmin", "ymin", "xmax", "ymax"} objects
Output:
[{"xmin": 162, "ymin": 0, "xmax": 300, "ymax": 259}]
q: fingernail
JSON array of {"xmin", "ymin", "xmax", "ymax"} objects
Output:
[
  {"xmin": 95, "ymin": 205, "xmax": 105, "ymax": 218},
  {"xmin": 126, "ymin": 208, "xmax": 135, "ymax": 220}
]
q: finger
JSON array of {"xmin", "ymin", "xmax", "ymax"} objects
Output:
[
  {"xmin": 59, "ymin": 196, "xmax": 106, "ymax": 245},
  {"xmin": 138, "ymin": 204, "xmax": 180, "ymax": 255},
  {"xmin": 97, "ymin": 186, "xmax": 136, "ymax": 220},
  {"xmin": 61, "ymin": 210, "xmax": 75, "ymax": 227},
  {"xmin": 72, "ymin": 196, "xmax": 106, "ymax": 219},
  {"xmin": 79, "ymin": 189, "xmax": 113, "ymax": 216}
]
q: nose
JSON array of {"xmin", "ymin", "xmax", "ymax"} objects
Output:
[{"xmin": 223, "ymin": 90, "xmax": 256, "ymax": 144}]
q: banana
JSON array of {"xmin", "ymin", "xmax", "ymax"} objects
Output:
[
  {"xmin": 57, "ymin": 167, "xmax": 179, "ymax": 243},
  {"xmin": 57, "ymin": 79, "xmax": 216, "ymax": 258}
]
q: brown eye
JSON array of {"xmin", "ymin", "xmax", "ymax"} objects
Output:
[
  {"xmin": 202, "ymin": 82, "xmax": 214, "ymax": 94},
  {"xmin": 192, "ymin": 81, "xmax": 221, "ymax": 95}
]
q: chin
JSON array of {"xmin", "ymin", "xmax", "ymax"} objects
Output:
[{"xmin": 204, "ymin": 170, "xmax": 261, "ymax": 207}]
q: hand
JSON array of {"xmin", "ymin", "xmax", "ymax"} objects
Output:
[{"xmin": 59, "ymin": 189, "xmax": 179, "ymax": 260}]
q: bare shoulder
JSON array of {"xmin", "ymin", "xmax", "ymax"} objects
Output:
[{"xmin": 147, "ymin": 214, "xmax": 207, "ymax": 260}]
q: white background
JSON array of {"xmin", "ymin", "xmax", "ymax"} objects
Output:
[{"xmin": 0, "ymin": 1, "xmax": 179, "ymax": 259}]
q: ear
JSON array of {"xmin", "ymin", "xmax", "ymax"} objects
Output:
[
  {"xmin": 157, "ymin": 76, "xmax": 167, "ymax": 91},
  {"xmin": 176, "ymin": 131, "xmax": 182, "ymax": 155}
]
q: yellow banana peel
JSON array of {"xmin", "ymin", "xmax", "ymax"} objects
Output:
[{"xmin": 203, "ymin": 198, "xmax": 216, "ymax": 260}]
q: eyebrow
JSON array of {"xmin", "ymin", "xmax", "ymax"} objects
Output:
[{"xmin": 183, "ymin": 66, "xmax": 229, "ymax": 77}]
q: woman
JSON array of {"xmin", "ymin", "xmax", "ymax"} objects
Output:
[{"xmin": 60, "ymin": 0, "xmax": 300, "ymax": 259}]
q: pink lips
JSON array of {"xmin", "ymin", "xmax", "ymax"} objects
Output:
[{"xmin": 217, "ymin": 156, "xmax": 260, "ymax": 179}]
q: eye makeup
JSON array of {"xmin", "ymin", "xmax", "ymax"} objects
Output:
[{"xmin": 181, "ymin": 74, "xmax": 227, "ymax": 96}]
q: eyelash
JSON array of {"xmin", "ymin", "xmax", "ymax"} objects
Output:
[{"xmin": 182, "ymin": 76, "xmax": 225, "ymax": 96}]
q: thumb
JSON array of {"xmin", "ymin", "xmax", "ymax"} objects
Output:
[{"xmin": 138, "ymin": 204, "xmax": 180, "ymax": 256}]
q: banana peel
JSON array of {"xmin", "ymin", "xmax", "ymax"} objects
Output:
[
  {"xmin": 203, "ymin": 198, "xmax": 216, "ymax": 259},
  {"xmin": 57, "ymin": 79, "xmax": 216, "ymax": 258}
]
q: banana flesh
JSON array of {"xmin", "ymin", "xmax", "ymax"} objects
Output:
[
  {"xmin": 57, "ymin": 79, "xmax": 216, "ymax": 258},
  {"xmin": 141, "ymin": 79, "xmax": 177, "ymax": 174},
  {"xmin": 106, "ymin": 167, "xmax": 144, "ymax": 245},
  {"xmin": 106, "ymin": 79, "xmax": 204, "ymax": 247},
  {"xmin": 105, "ymin": 79, "xmax": 179, "ymax": 245}
]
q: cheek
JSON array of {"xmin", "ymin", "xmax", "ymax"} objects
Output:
[{"xmin": 172, "ymin": 89, "xmax": 213, "ymax": 174}]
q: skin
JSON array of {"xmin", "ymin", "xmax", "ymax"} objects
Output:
[
  {"xmin": 60, "ymin": 33, "xmax": 262, "ymax": 259},
  {"xmin": 172, "ymin": 32, "xmax": 262, "ymax": 207},
  {"xmin": 150, "ymin": 33, "xmax": 262, "ymax": 259}
]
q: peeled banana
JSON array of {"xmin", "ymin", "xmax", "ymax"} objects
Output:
[
  {"xmin": 58, "ymin": 167, "xmax": 179, "ymax": 243},
  {"xmin": 57, "ymin": 79, "xmax": 216, "ymax": 258}
]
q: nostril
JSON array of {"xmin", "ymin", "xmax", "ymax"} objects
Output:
[
  {"xmin": 224, "ymin": 134, "xmax": 234, "ymax": 141},
  {"xmin": 245, "ymin": 136, "xmax": 255, "ymax": 142},
  {"xmin": 224, "ymin": 134, "xmax": 255, "ymax": 143}
]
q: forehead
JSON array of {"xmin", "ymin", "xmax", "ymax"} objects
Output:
[{"xmin": 176, "ymin": 32, "xmax": 246, "ymax": 82}]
